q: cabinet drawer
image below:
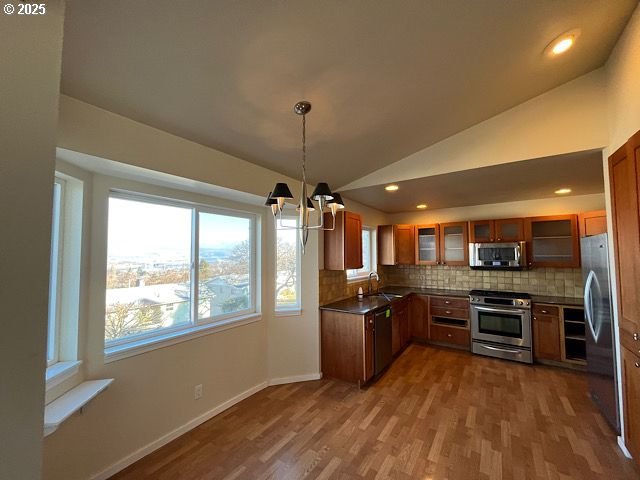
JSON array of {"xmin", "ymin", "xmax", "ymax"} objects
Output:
[
  {"xmin": 430, "ymin": 305, "xmax": 469, "ymax": 319},
  {"xmin": 430, "ymin": 324, "xmax": 470, "ymax": 347},
  {"xmin": 430, "ymin": 296, "xmax": 469, "ymax": 309},
  {"xmin": 533, "ymin": 304, "xmax": 559, "ymax": 316}
]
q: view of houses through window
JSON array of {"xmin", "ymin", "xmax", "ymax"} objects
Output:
[
  {"xmin": 275, "ymin": 218, "xmax": 300, "ymax": 311},
  {"xmin": 105, "ymin": 195, "xmax": 255, "ymax": 345}
]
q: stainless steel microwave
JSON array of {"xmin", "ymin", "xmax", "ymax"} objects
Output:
[{"xmin": 469, "ymin": 241, "xmax": 527, "ymax": 269}]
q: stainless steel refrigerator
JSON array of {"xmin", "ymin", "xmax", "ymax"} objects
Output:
[{"xmin": 581, "ymin": 233, "xmax": 620, "ymax": 433}]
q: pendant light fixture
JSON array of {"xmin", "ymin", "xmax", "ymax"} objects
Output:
[{"xmin": 267, "ymin": 101, "xmax": 344, "ymax": 253}]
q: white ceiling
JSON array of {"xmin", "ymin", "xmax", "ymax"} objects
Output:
[
  {"xmin": 341, "ymin": 151, "xmax": 605, "ymax": 213},
  {"xmin": 62, "ymin": 1, "xmax": 635, "ymax": 191}
]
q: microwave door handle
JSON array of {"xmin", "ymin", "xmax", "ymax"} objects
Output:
[{"xmin": 474, "ymin": 306, "xmax": 528, "ymax": 315}]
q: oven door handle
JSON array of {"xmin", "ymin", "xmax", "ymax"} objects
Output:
[
  {"xmin": 473, "ymin": 306, "xmax": 528, "ymax": 316},
  {"xmin": 478, "ymin": 344, "xmax": 523, "ymax": 355}
]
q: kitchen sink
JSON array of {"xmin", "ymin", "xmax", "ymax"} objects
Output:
[{"xmin": 365, "ymin": 292, "xmax": 404, "ymax": 301}]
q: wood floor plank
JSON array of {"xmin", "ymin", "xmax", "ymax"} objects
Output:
[{"xmin": 109, "ymin": 345, "xmax": 638, "ymax": 480}]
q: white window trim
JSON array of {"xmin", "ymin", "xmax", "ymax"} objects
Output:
[
  {"xmin": 47, "ymin": 179, "xmax": 65, "ymax": 367},
  {"xmin": 105, "ymin": 313, "xmax": 261, "ymax": 363},
  {"xmin": 46, "ymin": 360, "xmax": 82, "ymax": 391},
  {"xmin": 275, "ymin": 216, "xmax": 302, "ymax": 314},
  {"xmin": 347, "ymin": 226, "xmax": 377, "ymax": 282},
  {"xmin": 104, "ymin": 190, "xmax": 260, "ymax": 356}
]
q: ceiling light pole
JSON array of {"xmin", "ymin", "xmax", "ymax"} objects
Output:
[{"xmin": 266, "ymin": 101, "xmax": 345, "ymax": 254}]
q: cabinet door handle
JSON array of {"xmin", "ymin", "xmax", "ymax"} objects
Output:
[
  {"xmin": 445, "ymin": 310, "xmax": 452, "ymax": 315},
  {"xmin": 444, "ymin": 300, "xmax": 451, "ymax": 305},
  {"xmin": 635, "ymin": 362, "xmax": 640, "ymax": 369},
  {"xmin": 541, "ymin": 310, "xmax": 549, "ymax": 314},
  {"xmin": 369, "ymin": 319, "xmax": 373, "ymax": 324},
  {"xmin": 447, "ymin": 333, "xmax": 453, "ymax": 338},
  {"xmin": 497, "ymin": 238, "xmax": 501, "ymax": 241},
  {"xmin": 533, "ymin": 316, "xmax": 537, "ymax": 320},
  {"xmin": 634, "ymin": 333, "xmax": 639, "ymax": 341}
]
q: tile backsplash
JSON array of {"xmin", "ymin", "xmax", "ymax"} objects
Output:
[
  {"xmin": 319, "ymin": 270, "xmax": 380, "ymax": 305},
  {"xmin": 379, "ymin": 265, "xmax": 583, "ymax": 298}
]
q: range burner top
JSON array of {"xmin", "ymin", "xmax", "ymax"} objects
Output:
[{"xmin": 469, "ymin": 289, "xmax": 531, "ymax": 300}]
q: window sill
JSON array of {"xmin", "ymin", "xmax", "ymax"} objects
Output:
[
  {"xmin": 46, "ymin": 360, "xmax": 82, "ymax": 392},
  {"xmin": 104, "ymin": 313, "xmax": 262, "ymax": 363},
  {"xmin": 44, "ymin": 379, "xmax": 113, "ymax": 437},
  {"xmin": 275, "ymin": 308, "xmax": 302, "ymax": 317}
]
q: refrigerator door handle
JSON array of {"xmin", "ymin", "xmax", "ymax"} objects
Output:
[{"xmin": 584, "ymin": 270, "xmax": 598, "ymax": 341}]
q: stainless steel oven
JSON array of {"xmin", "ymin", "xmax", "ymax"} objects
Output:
[{"xmin": 470, "ymin": 289, "xmax": 532, "ymax": 363}]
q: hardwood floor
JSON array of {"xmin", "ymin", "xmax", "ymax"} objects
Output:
[{"xmin": 111, "ymin": 345, "xmax": 638, "ymax": 479}]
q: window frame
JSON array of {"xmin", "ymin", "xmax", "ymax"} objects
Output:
[
  {"xmin": 346, "ymin": 225, "xmax": 376, "ymax": 281},
  {"xmin": 274, "ymin": 216, "xmax": 302, "ymax": 314},
  {"xmin": 47, "ymin": 178, "xmax": 65, "ymax": 367},
  {"xmin": 104, "ymin": 190, "xmax": 259, "ymax": 352}
]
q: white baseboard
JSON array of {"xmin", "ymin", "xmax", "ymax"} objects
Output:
[
  {"xmin": 268, "ymin": 372, "xmax": 322, "ymax": 386},
  {"xmin": 618, "ymin": 435, "xmax": 633, "ymax": 459},
  {"xmin": 90, "ymin": 381, "xmax": 268, "ymax": 480}
]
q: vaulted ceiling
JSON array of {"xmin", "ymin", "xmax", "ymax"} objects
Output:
[{"xmin": 62, "ymin": 1, "xmax": 636, "ymax": 192}]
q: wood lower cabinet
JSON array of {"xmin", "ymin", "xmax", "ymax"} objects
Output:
[
  {"xmin": 321, "ymin": 310, "xmax": 374, "ymax": 384},
  {"xmin": 392, "ymin": 298, "xmax": 410, "ymax": 355},
  {"xmin": 622, "ymin": 346, "xmax": 640, "ymax": 463},
  {"xmin": 429, "ymin": 296, "xmax": 470, "ymax": 349},
  {"xmin": 578, "ymin": 210, "xmax": 607, "ymax": 237},
  {"xmin": 409, "ymin": 294, "xmax": 429, "ymax": 340},
  {"xmin": 378, "ymin": 224, "xmax": 415, "ymax": 265},
  {"xmin": 532, "ymin": 304, "xmax": 561, "ymax": 361},
  {"xmin": 324, "ymin": 211, "xmax": 363, "ymax": 270}
]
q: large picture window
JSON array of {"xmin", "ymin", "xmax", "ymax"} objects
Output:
[{"xmin": 105, "ymin": 193, "xmax": 257, "ymax": 348}]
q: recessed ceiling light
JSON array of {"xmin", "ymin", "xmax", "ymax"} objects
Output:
[
  {"xmin": 385, "ymin": 184, "xmax": 399, "ymax": 192},
  {"xmin": 416, "ymin": 204, "xmax": 428, "ymax": 209},
  {"xmin": 555, "ymin": 188, "xmax": 572, "ymax": 195},
  {"xmin": 545, "ymin": 29, "xmax": 580, "ymax": 57}
]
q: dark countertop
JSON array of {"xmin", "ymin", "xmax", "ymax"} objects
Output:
[
  {"xmin": 531, "ymin": 295, "xmax": 583, "ymax": 307},
  {"xmin": 320, "ymin": 286, "xmax": 470, "ymax": 315},
  {"xmin": 320, "ymin": 286, "xmax": 583, "ymax": 314}
]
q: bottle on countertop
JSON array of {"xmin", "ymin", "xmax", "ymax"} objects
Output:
[{"xmin": 357, "ymin": 287, "xmax": 364, "ymax": 300}]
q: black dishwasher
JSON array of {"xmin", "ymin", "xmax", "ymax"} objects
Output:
[{"xmin": 374, "ymin": 307, "xmax": 392, "ymax": 376}]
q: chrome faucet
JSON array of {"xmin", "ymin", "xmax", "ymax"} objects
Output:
[{"xmin": 368, "ymin": 271, "xmax": 380, "ymax": 295}]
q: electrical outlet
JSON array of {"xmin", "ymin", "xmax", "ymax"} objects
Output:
[{"xmin": 194, "ymin": 384, "xmax": 203, "ymax": 400}]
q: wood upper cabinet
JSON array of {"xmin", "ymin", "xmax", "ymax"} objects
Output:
[
  {"xmin": 609, "ymin": 130, "xmax": 640, "ymax": 342},
  {"xmin": 495, "ymin": 218, "xmax": 524, "ymax": 242},
  {"xmin": 525, "ymin": 214, "xmax": 580, "ymax": 268},
  {"xmin": 532, "ymin": 304, "xmax": 561, "ymax": 362},
  {"xmin": 378, "ymin": 224, "xmax": 415, "ymax": 265},
  {"xmin": 469, "ymin": 220, "xmax": 494, "ymax": 243},
  {"xmin": 469, "ymin": 219, "xmax": 524, "ymax": 243},
  {"xmin": 324, "ymin": 211, "xmax": 362, "ymax": 270},
  {"xmin": 415, "ymin": 224, "xmax": 440, "ymax": 265},
  {"xmin": 622, "ymin": 346, "xmax": 640, "ymax": 462},
  {"xmin": 578, "ymin": 210, "xmax": 607, "ymax": 238},
  {"xmin": 409, "ymin": 294, "xmax": 429, "ymax": 340},
  {"xmin": 439, "ymin": 222, "xmax": 468, "ymax": 265}
]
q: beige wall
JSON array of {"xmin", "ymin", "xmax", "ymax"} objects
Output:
[{"xmin": 0, "ymin": 4, "xmax": 65, "ymax": 479}]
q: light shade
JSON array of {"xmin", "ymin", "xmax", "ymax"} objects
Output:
[
  {"xmin": 265, "ymin": 192, "xmax": 277, "ymax": 206},
  {"xmin": 297, "ymin": 197, "xmax": 316, "ymax": 212},
  {"xmin": 311, "ymin": 182, "xmax": 333, "ymax": 201},
  {"xmin": 327, "ymin": 192, "xmax": 345, "ymax": 209},
  {"xmin": 272, "ymin": 182, "xmax": 293, "ymax": 199}
]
